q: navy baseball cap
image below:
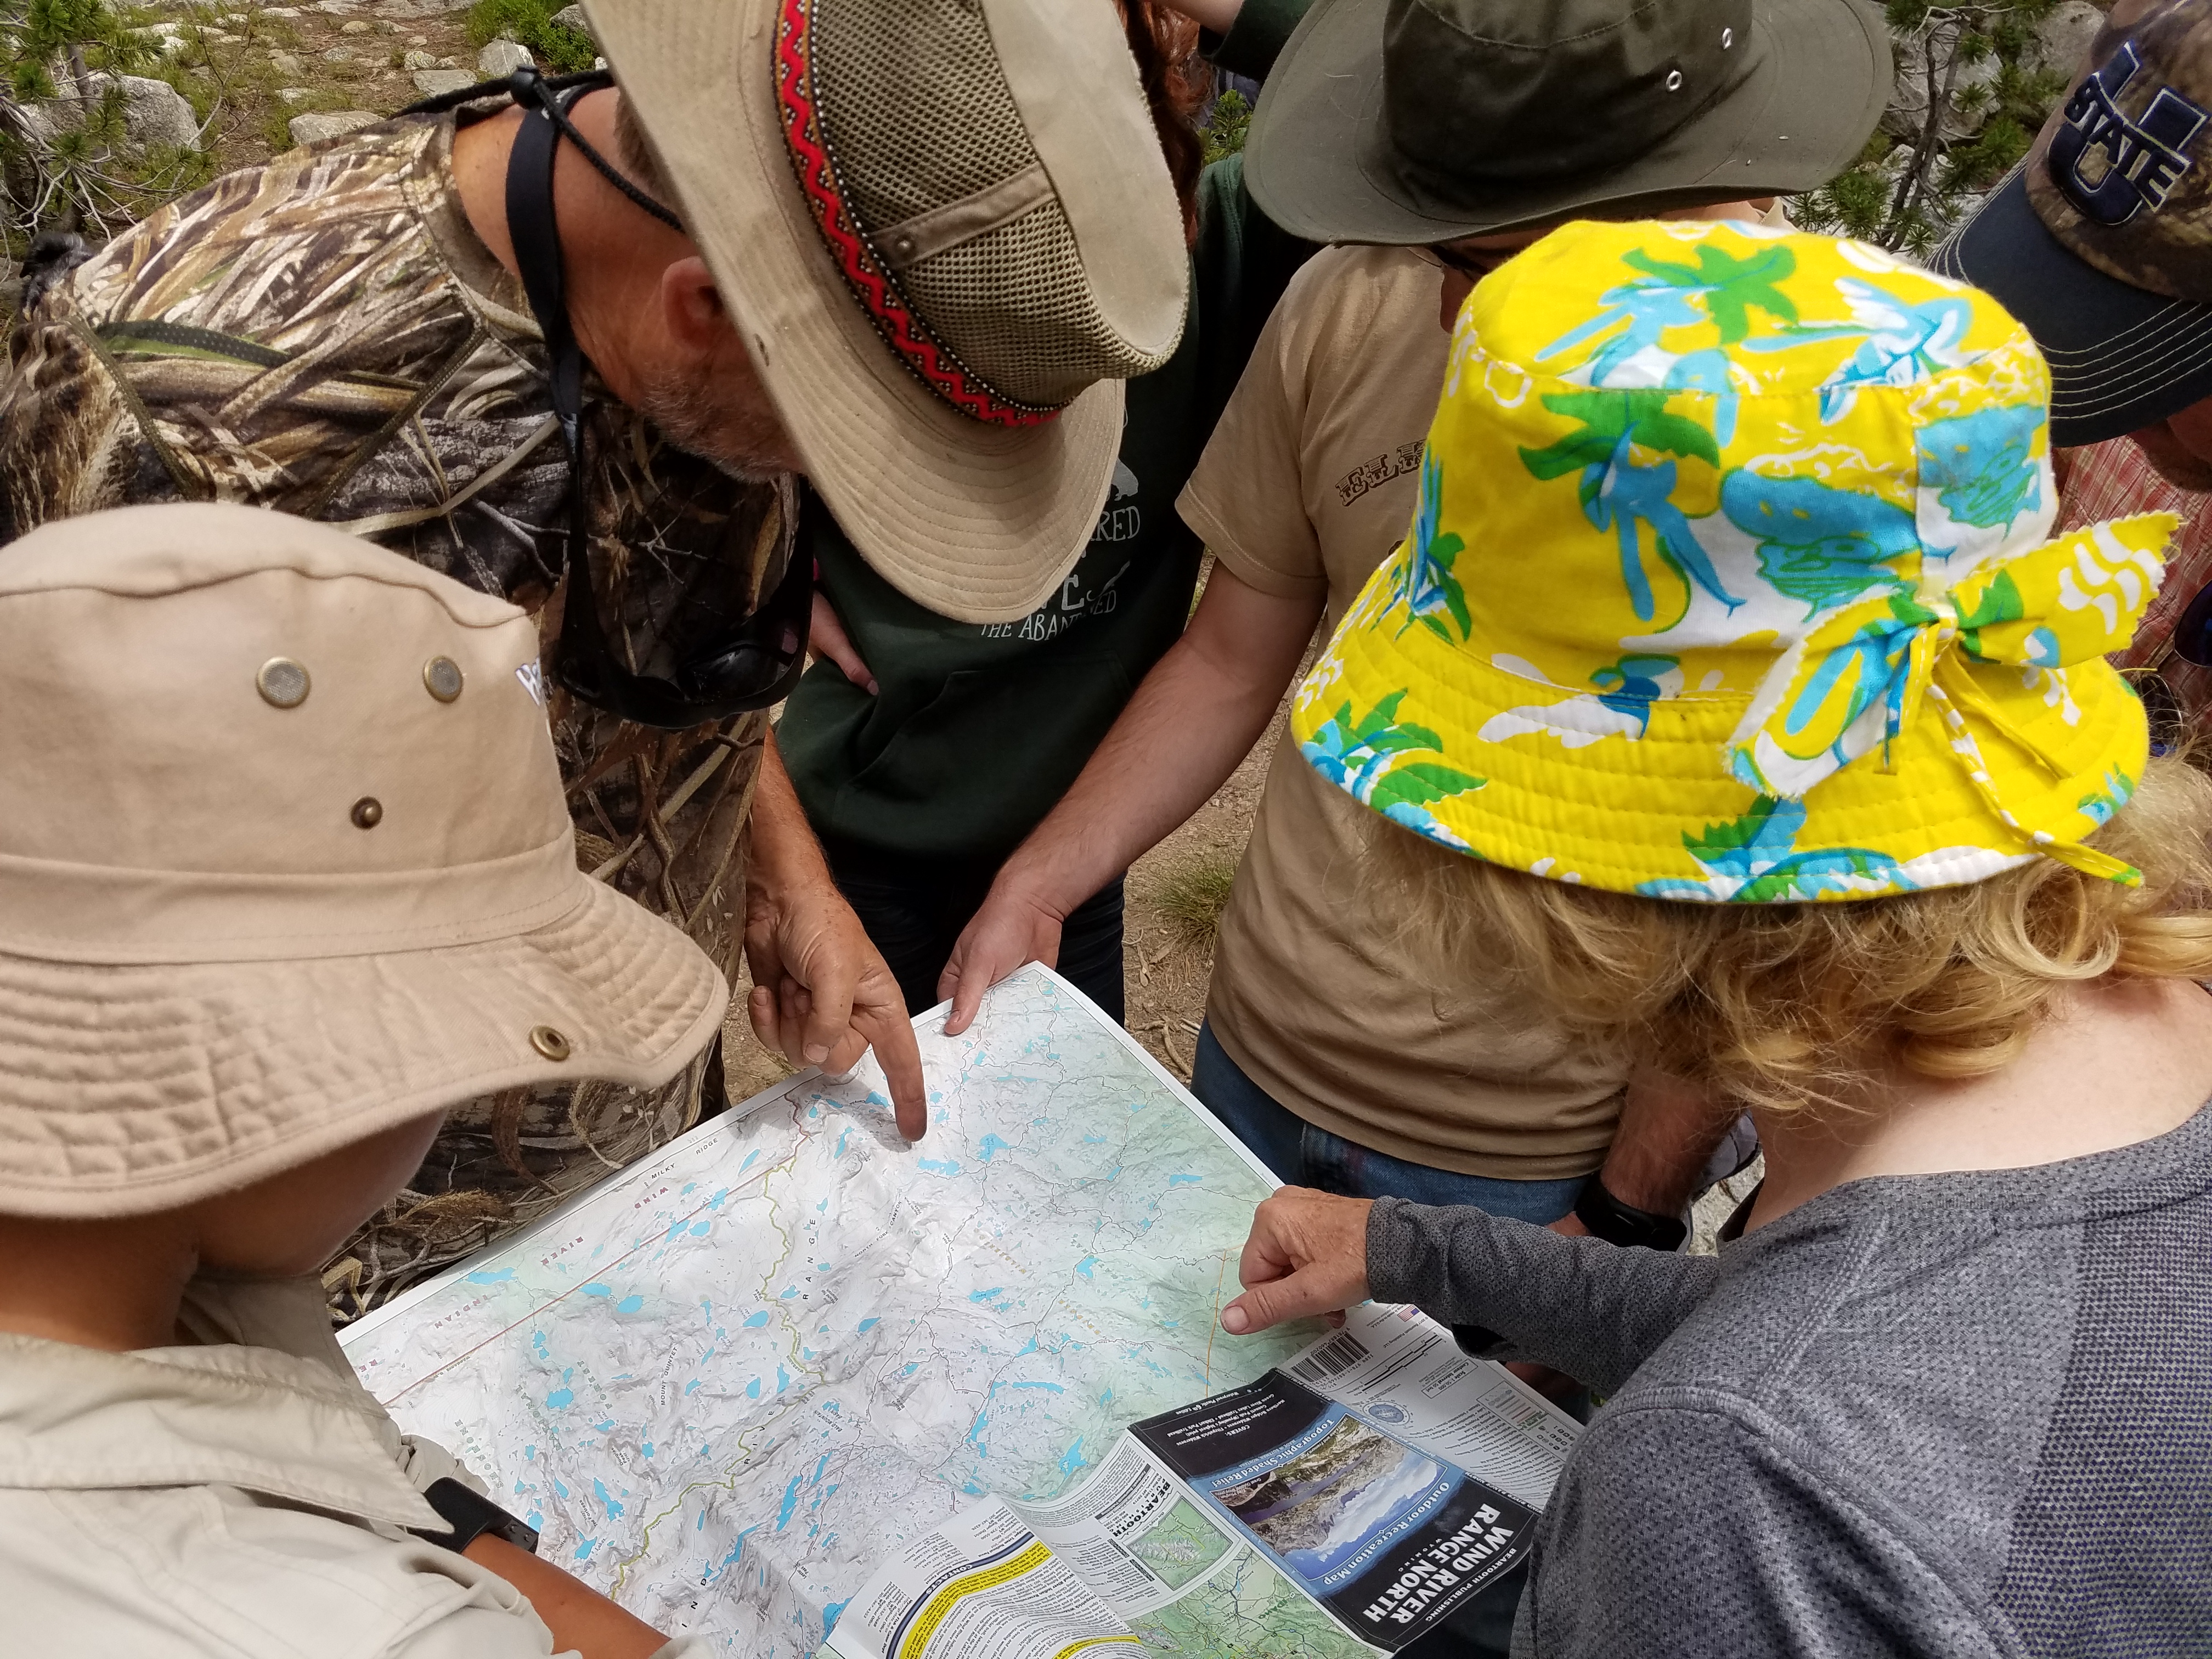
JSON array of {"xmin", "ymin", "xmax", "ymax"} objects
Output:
[{"xmin": 1936, "ymin": 1, "xmax": 2212, "ymax": 448}]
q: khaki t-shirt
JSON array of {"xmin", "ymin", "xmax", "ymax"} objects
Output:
[{"xmin": 1176, "ymin": 245, "xmax": 1627, "ymax": 1180}]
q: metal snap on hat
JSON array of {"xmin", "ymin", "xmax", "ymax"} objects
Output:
[
  {"xmin": 585, "ymin": 0, "xmax": 1189, "ymax": 624},
  {"xmin": 0, "ymin": 503, "xmax": 729, "ymax": 1218}
]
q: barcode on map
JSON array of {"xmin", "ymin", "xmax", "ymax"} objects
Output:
[{"xmin": 1290, "ymin": 1330, "xmax": 1370, "ymax": 1385}]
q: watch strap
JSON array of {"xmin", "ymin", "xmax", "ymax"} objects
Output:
[
  {"xmin": 410, "ymin": 1476, "xmax": 541, "ymax": 1556},
  {"xmin": 1574, "ymin": 1176, "xmax": 1689, "ymax": 1252}
]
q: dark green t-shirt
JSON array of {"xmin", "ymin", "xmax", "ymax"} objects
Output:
[{"xmin": 777, "ymin": 153, "xmax": 1314, "ymax": 866}]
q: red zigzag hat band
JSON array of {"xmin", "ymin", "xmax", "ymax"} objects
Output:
[{"xmin": 774, "ymin": 0, "xmax": 1063, "ymax": 430}]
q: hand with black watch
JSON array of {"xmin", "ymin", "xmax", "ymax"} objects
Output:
[{"xmin": 1572, "ymin": 1172, "xmax": 1690, "ymax": 1252}]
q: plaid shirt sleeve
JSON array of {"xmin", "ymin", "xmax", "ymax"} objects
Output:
[{"xmin": 2056, "ymin": 437, "xmax": 2212, "ymax": 727}]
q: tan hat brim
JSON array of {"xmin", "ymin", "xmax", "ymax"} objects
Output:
[
  {"xmin": 0, "ymin": 874, "xmax": 727, "ymax": 1219},
  {"xmin": 588, "ymin": 0, "xmax": 1124, "ymax": 626}
]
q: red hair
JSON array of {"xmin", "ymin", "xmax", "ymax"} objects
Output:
[{"xmin": 1121, "ymin": 1, "xmax": 1211, "ymax": 243}]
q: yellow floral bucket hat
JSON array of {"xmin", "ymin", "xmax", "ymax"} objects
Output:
[{"xmin": 1293, "ymin": 219, "xmax": 2177, "ymax": 902}]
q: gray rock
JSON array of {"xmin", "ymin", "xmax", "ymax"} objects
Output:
[
  {"xmin": 26, "ymin": 73, "xmax": 202, "ymax": 152},
  {"xmin": 549, "ymin": 5, "xmax": 591, "ymax": 37},
  {"xmin": 276, "ymin": 86, "xmax": 316, "ymax": 105},
  {"xmin": 1882, "ymin": 33, "xmax": 2001, "ymax": 144},
  {"xmin": 411, "ymin": 67, "xmax": 477, "ymax": 97},
  {"xmin": 401, "ymin": 48, "xmax": 438, "ymax": 70},
  {"xmin": 320, "ymin": 44, "xmax": 357, "ymax": 64},
  {"xmin": 267, "ymin": 49, "xmax": 303, "ymax": 76},
  {"xmin": 288, "ymin": 109, "xmax": 380, "ymax": 146},
  {"xmin": 477, "ymin": 38, "xmax": 533, "ymax": 77},
  {"xmin": 2033, "ymin": 1, "xmax": 2103, "ymax": 76},
  {"xmin": 339, "ymin": 18, "xmax": 371, "ymax": 32},
  {"xmin": 123, "ymin": 76, "xmax": 199, "ymax": 149}
]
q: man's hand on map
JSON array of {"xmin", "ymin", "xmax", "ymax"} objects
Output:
[
  {"xmin": 1219, "ymin": 1187, "xmax": 1372, "ymax": 1335},
  {"xmin": 746, "ymin": 740, "xmax": 928, "ymax": 1139},
  {"xmin": 938, "ymin": 882, "xmax": 1064, "ymax": 1037}
]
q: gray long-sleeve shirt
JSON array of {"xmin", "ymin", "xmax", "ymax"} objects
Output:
[{"xmin": 1367, "ymin": 1102, "xmax": 2212, "ymax": 1658}]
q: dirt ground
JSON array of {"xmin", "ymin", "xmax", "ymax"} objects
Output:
[{"xmin": 128, "ymin": 2, "xmax": 481, "ymax": 182}]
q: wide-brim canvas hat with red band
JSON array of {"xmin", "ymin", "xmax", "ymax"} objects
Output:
[
  {"xmin": 0, "ymin": 504, "xmax": 728, "ymax": 1220},
  {"xmin": 586, "ymin": 0, "xmax": 1189, "ymax": 625}
]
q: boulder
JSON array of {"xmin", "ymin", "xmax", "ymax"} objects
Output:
[
  {"xmin": 478, "ymin": 38, "xmax": 534, "ymax": 77},
  {"xmin": 1882, "ymin": 32, "xmax": 2002, "ymax": 145},
  {"xmin": 2033, "ymin": 1, "xmax": 2103, "ymax": 76},
  {"xmin": 412, "ymin": 67, "xmax": 477, "ymax": 97},
  {"xmin": 116, "ymin": 75, "xmax": 199, "ymax": 150},
  {"xmin": 288, "ymin": 109, "xmax": 381, "ymax": 146},
  {"xmin": 549, "ymin": 5, "xmax": 591, "ymax": 37},
  {"xmin": 268, "ymin": 49, "xmax": 303, "ymax": 76},
  {"xmin": 24, "ymin": 73, "xmax": 200, "ymax": 153},
  {"xmin": 401, "ymin": 49, "xmax": 437, "ymax": 70}
]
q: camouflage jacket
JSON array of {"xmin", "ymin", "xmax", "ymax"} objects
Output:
[{"xmin": 0, "ymin": 113, "xmax": 792, "ymax": 983}]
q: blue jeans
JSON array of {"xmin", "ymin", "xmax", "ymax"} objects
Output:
[{"xmin": 1190, "ymin": 1023, "xmax": 1585, "ymax": 1222}]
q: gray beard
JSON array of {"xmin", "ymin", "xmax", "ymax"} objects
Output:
[{"xmin": 635, "ymin": 369, "xmax": 791, "ymax": 484}]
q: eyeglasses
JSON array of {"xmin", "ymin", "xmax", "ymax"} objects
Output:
[{"xmin": 452, "ymin": 66, "xmax": 811, "ymax": 731}]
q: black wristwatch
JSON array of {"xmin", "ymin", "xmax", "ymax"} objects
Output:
[
  {"xmin": 410, "ymin": 1476, "xmax": 542, "ymax": 1556},
  {"xmin": 1574, "ymin": 1176, "xmax": 1689, "ymax": 1251}
]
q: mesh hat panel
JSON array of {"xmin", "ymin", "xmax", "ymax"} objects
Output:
[
  {"xmin": 809, "ymin": 0, "xmax": 1170, "ymax": 410},
  {"xmin": 814, "ymin": 0, "xmax": 1018, "ymax": 222},
  {"xmin": 901, "ymin": 210, "xmax": 1172, "ymax": 408}
]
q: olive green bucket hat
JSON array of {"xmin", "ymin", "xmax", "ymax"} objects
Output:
[{"xmin": 1245, "ymin": 0, "xmax": 1893, "ymax": 244}]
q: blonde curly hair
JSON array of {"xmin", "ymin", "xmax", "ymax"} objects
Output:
[{"xmin": 1369, "ymin": 756, "xmax": 2212, "ymax": 1120}]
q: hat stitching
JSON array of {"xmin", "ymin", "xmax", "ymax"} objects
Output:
[{"xmin": 1431, "ymin": 0, "xmax": 1667, "ymax": 53}]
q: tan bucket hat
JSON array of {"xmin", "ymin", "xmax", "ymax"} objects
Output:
[
  {"xmin": 0, "ymin": 504, "xmax": 727, "ymax": 1220},
  {"xmin": 587, "ymin": 0, "xmax": 1188, "ymax": 624}
]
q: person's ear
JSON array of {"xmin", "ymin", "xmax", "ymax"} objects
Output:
[{"xmin": 659, "ymin": 256, "xmax": 733, "ymax": 355}]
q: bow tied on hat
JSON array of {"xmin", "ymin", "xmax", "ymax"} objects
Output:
[{"xmin": 1728, "ymin": 512, "xmax": 2176, "ymax": 884}]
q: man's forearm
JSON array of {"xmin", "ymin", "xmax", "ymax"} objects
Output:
[
  {"xmin": 1593, "ymin": 1068, "xmax": 1733, "ymax": 1216},
  {"xmin": 747, "ymin": 731, "xmax": 830, "ymax": 895},
  {"xmin": 994, "ymin": 572, "xmax": 1320, "ymax": 917}
]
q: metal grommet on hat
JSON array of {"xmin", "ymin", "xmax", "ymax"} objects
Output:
[
  {"xmin": 1664, "ymin": 68, "xmax": 1684, "ymax": 91},
  {"xmin": 1721, "ymin": 26, "xmax": 1733, "ymax": 47},
  {"xmin": 351, "ymin": 797, "xmax": 383, "ymax": 830},
  {"xmin": 423, "ymin": 656, "xmax": 465, "ymax": 703},
  {"xmin": 529, "ymin": 1025, "xmax": 573, "ymax": 1062},
  {"xmin": 257, "ymin": 657, "xmax": 311, "ymax": 709}
]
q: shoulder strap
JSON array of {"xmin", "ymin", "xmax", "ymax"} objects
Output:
[{"xmin": 504, "ymin": 83, "xmax": 584, "ymax": 440}]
